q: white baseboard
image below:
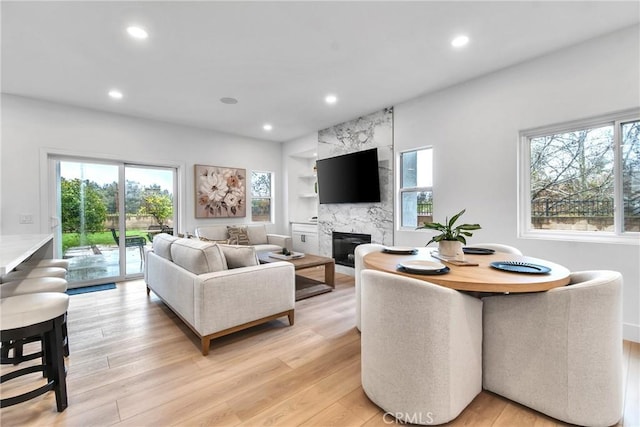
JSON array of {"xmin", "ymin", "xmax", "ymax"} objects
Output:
[{"xmin": 623, "ymin": 323, "xmax": 640, "ymax": 343}]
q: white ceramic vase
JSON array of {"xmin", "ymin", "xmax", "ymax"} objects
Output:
[{"xmin": 438, "ymin": 240, "xmax": 463, "ymax": 258}]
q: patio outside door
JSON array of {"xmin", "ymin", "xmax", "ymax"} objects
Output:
[{"xmin": 53, "ymin": 158, "xmax": 176, "ymax": 286}]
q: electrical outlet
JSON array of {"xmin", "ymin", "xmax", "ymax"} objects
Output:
[{"xmin": 19, "ymin": 214, "xmax": 34, "ymax": 224}]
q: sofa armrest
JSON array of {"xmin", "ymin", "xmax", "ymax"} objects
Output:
[
  {"xmin": 143, "ymin": 247, "xmax": 154, "ymax": 283},
  {"xmin": 266, "ymin": 234, "xmax": 292, "ymax": 251},
  {"xmin": 193, "ymin": 261, "xmax": 295, "ymax": 335}
]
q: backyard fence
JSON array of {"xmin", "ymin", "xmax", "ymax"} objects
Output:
[
  {"xmin": 531, "ymin": 199, "xmax": 615, "ymax": 217},
  {"xmin": 532, "ymin": 198, "xmax": 640, "ymax": 217},
  {"xmin": 417, "ymin": 202, "xmax": 433, "ymax": 216}
]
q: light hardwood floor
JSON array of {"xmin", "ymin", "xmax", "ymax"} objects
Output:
[{"xmin": 1, "ymin": 269, "xmax": 638, "ymax": 426}]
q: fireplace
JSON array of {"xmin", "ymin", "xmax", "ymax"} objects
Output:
[{"xmin": 332, "ymin": 231, "xmax": 372, "ymax": 267}]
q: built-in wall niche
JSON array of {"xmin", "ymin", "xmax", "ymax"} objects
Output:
[{"xmin": 289, "ymin": 149, "xmax": 318, "ymax": 223}]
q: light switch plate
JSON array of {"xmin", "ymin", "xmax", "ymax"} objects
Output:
[{"xmin": 19, "ymin": 214, "xmax": 34, "ymax": 224}]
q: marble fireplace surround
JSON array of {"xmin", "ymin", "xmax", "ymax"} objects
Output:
[{"xmin": 317, "ymin": 108, "xmax": 394, "ymax": 270}]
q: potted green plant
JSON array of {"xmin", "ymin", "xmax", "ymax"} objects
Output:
[{"xmin": 417, "ymin": 209, "xmax": 481, "ymax": 257}]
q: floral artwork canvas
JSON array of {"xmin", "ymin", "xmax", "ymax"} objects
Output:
[{"xmin": 195, "ymin": 165, "xmax": 246, "ymax": 218}]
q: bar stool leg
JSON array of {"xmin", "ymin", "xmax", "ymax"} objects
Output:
[
  {"xmin": 62, "ymin": 314, "xmax": 69, "ymax": 357},
  {"xmin": 44, "ymin": 316, "xmax": 67, "ymax": 412},
  {"xmin": 1, "ymin": 341, "xmax": 10, "ymax": 361}
]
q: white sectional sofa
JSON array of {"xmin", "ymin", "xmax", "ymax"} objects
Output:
[
  {"xmin": 144, "ymin": 234, "xmax": 295, "ymax": 355},
  {"xmin": 194, "ymin": 224, "xmax": 292, "ymax": 254}
]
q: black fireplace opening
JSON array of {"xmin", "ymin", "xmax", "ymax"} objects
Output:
[{"xmin": 332, "ymin": 231, "xmax": 372, "ymax": 267}]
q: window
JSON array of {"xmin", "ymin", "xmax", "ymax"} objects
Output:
[
  {"xmin": 399, "ymin": 147, "xmax": 433, "ymax": 228},
  {"xmin": 251, "ymin": 171, "xmax": 273, "ymax": 222},
  {"xmin": 520, "ymin": 110, "xmax": 639, "ymax": 241}
]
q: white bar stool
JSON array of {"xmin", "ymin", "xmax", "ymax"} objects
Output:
[
  {"xmin": 15, "ymin": 259, "xmax": 70, "ymax": 271},
  {"xmin": 2, "ymin": 267, "xmax": 67, "ymax": 282},
  {"xmin": 0, "ymin": 278, "xmax": 70, "ymax": 361},
  {"xmin": 0, "ymin": 277, "xmax": 68, "ymax": 298},
  {"xmin": 1, "ymin": 293, "xmax": 69, "ymax": 412}
]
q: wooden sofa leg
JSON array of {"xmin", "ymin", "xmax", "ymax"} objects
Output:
[
  {"xmin": 287, "ymin": 309, "xmax": 295, "ymax": 326},
  {"xmin": 146, "ymin": 286, "xmax": 151, "ymax": 295},
  {"xmin": 201, "ymin": 337, "xmax": 210, "ymax": 356}
]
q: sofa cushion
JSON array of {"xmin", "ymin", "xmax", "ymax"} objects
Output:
[
  {"xmin": 227, "ymin": 226, "xmax": 250, "ymax": 245},
  {"xmin": 195, "ymin": 225, "xmax": 229, "ymax": 241},
  {"xmin": 246, "ymin": 225, "xmax": 268, "ymax": 245},
  {"xmin": 170, "ymin": 239, "xmax": 228, "ymax": 274},
  {"xmin": 218, "ymin": 244, "xmax": 259, "ymax": 269},
  {"xmin": 253, "ymin": 244, "xmax": 285, "ymax": 254},
  {"xmin": 152, "ymin": 233, "xmax": 180, "ymax": 260}
]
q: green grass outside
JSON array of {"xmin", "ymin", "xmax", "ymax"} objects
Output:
[{"xmin": 62, "ymin": 229, "xmax": 147, "ymax": 253}]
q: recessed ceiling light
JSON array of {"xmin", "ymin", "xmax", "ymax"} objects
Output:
[
  {"xmin": 325, "ymin": 94, "xmax": 338, "ymax": 105},
  {"xmin": 127, "ymin": 26, "xmax": 148, "ymax": 40},
  {"xmin": 263, "ymin": 124, "xmax": 273, "ymax": 131},
  {"xmin": 451, "ymin": 35, "xmax": 469, "ymax": 48},
  {"xmin": 220, "ymin": 97, "xmax": 238, "ymax": 105},
  {"xmin": 108, "ymin": 89, "xmax": 123, "ymax": 99}
]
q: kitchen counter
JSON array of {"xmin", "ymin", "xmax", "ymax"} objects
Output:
[{"xmin": 0, "ymin": 234, "xmax": 54, "ymax": 276}]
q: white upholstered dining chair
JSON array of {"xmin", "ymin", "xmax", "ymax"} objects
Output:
[
  {"xmin": 360, "ymin": 269, "xmax": 483, "ymax": 425},
  {"xmin": 468, "ymin": 243, "xmax": 522, "ymax": 255},
  {"xmin": 354, "ymin": 243, "xmax": 384, "ymax": 331},
  {"xmin": 482, "ymin": 270, "xmax": 623, "ymax": 426}
]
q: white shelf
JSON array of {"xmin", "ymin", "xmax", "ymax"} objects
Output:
[
  {"xmin": 299, "ymin": 174, "xmax": 317, "ymax": 179},
  {"xmin": 290, "ymin": 149, "xmax": 317, "ymax": 160},
  {"xmin": 300, "ymin": 194, "xmax": 318, "ymax": 198}
]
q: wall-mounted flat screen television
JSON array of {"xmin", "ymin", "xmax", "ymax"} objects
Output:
[{"xmin": 316, "ymin": 148, "xmax": 381, "ymax": 204}]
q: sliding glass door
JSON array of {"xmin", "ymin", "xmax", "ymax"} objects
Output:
[
  {"xmin": 124, "ymin": 165, "xmax": 175, "ymax": 276},
  {"xmin": 52, "ymin": 157, "xmax": 176, "ymax": 286}
]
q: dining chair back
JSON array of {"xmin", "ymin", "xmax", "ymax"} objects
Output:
[
  {"xmin": 482, "ymin": 270, "xmax": 623, "ymax": 426},
  {"xmin": 360, "ymin": 269, "xmax": 483, "ymax": 425},
  {"xmin": 354, "ymin": 243, "xmax": 384, "ymax": 331},
  {"xmin": 470, "ymin": 243, "xmax": 522, "ymax": 255}
]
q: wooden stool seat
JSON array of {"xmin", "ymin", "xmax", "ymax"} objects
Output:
[{"xmin": 1, "ymin": 293, "xmax": 69, "ymax": 412}]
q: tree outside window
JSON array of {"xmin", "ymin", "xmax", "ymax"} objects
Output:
[
  {"xmin": 400, "ymin": 148, "xmax": 433, "ymax": 228},
  {"xmin": 522, "ymin": 112, "xmax": 639, "ymax": 238},
  {"xmin": 251, "ymin": 171, "xmax": 272, "ymax": 222}
]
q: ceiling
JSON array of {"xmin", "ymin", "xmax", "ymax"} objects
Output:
[{"xmin": 2, "ymin": 1, "xmax": 638, "ymax": 143}]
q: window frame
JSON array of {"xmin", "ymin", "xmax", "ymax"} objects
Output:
[
  {"xmin": 518, "ymin": 109, "xmax": 640, "ymax": 244},
  {"xmin": 397, "ymin": 146, "xmax": 434, "ymax": 231},
  {"xmin": 250, "ymin": 170, "xmax": 274, "ymax": 223}
]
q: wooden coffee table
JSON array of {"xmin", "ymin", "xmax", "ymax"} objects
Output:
[{"xmin": 258, "ymin": 252, "xmax": 335, "ymax": 300}]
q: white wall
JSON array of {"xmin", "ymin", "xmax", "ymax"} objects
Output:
[
  {"xmin": 1, "ymin": 94, "xmax": 285, "ymax": 238},
  {"xmin": 394, "ymin": 25, "xmax": 640, "ymax": 342}
]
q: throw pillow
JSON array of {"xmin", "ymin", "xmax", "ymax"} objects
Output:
[
  {"xmin": 170, "ymin": 239, "xmax": 228, "ymax": 274},
  {"xmin": 218, "ymin": 244, "xmax": 259, "ymax": 269},
  {"xmin": 199, "ymin": 236, "xmax": 230, "ymax": 244},
  {"xmin": 246, "ymin": 225, "xmax": 268, "ymax": 245},
  {"xmin": 227, "ymin": 226, "xmax": 250, "ymax": 246}
]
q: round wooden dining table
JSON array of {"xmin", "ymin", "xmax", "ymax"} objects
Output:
[{"xmin": 363, "ymin": 248, "xmax": 570, "ymax": 293}]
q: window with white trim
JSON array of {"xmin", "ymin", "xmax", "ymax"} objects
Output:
[
  {"xmin": 251, "ymin": 171, "xmax": 273, "ymax": 222},
  {"xmin": 520, "ymin": 110, "xmax": 639, "ymax": 241},
  {"xmin": 399, "ymin": 147, "xmax": 433, "ymax": 228}
]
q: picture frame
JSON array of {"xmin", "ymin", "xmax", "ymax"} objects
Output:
[{"xmin": 195, "ymin": 164, "xmax": 246, "ymax": 218}]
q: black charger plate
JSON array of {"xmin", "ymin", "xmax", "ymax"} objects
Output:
[
  {"xmin": 462, "ymin": 247, "xmax": 495, "ymax": 255},
  {"xmin": 490, "ymin": 261, "xmax": 551, "ymax": 274}
]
